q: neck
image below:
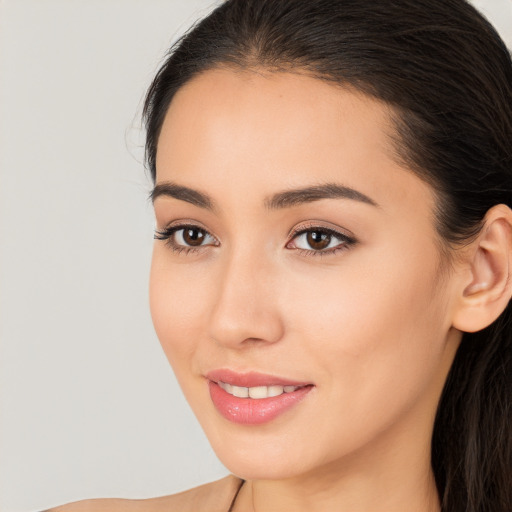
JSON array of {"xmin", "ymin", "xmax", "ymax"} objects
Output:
[
  {"xmin": 242, "ymin": 469, "xmax": 439, "ymax": 512},
  {"xmin": 235, "ymin": 455, "xmax": 440, "ymax": 512}
]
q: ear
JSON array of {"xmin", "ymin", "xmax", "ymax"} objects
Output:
[{"xmin": 452, "ymin": 204, "xmax": 512, "ymax": 333}]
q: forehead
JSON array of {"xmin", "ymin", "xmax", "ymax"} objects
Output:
[
  {"xmin": 157, "ymin": 68, "xmax": 394, "ymax": 172},
  {"xmin": 155, "ymin": 68, "xmax": 435, "ymax": 219}
]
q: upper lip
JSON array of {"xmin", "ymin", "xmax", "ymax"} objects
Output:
[{"xmin": 206, "ymin": 368, "xmax": 313, "ymax": 388}]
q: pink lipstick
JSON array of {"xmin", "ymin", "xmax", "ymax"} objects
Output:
[{"xmin": 206, "ymin": 369, "xmax": 314, "ymax": 425}]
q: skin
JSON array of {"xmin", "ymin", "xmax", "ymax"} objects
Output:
[{"xmin": 149, "ymin": 68, "xmax": 466, "ymax": 512}]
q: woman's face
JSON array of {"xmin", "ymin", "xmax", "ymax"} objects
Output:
[{"xmin": 150, "ymin": 69, "xmax": 462, "ymax": 480}]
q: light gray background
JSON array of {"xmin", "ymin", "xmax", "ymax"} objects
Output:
[{"xmin": 1, "ymin": 1, "xmax": 511, "ymax": 511}]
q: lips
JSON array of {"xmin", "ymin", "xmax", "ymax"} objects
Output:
[
  {"xmin": 206, "ymin": 368, "xmax": 310, "ymax": 387},
  {"xmin": 206, "ymin": 369, "xmax": 314, "ymax": 425}
]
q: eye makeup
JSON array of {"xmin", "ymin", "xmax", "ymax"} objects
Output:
[
  {"xmin": 154, "ymin": 220, "xmax": 357, "ymax": 258},
  {"xmin": 154, "ymin": 223, "xmax": 218, "ymax": 254},
  {"xmin": 286, "ymin": 225, "xmax": 357, "ymax": 257}
]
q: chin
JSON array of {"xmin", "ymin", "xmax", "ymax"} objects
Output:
[
  {"xmin": 218, "ymin": 452, "xmax": 309, "ymax": 481},
  {"xmin": 203, "ymin": 423, "xmax": 321, "ymax": 481}
]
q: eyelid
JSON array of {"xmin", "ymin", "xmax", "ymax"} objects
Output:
[
  {"xmin": 286, "ymin": 222, "xmax": 357, "ymax": 255},
  {"xmin": 154, "ymin": 220, "xmax": 219, "ymax": 253},
  {"xmin": 154, "ymin": 224, "xmax": 214, "ymax": 241},
  {"xmin": 155, "ymin": 218, "xmax": 212, "ymax": 232},
  {"xmin": 287, "ymin": 221, "xmax": 356, "ymax": 242},
  {"xmin": 154, "ymin": 219, "xmax": 356, "ymax": 257}
]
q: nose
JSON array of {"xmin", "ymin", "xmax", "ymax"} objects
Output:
[{"xmin": 208, "ymin": 249, "xmax": 285, "ymax": 348}]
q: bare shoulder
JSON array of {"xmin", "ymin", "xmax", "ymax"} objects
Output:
[{"xmin": 44, "ymin": 475, "xmax": 243, "ymax": 512}]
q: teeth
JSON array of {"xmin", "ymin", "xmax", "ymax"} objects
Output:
[
  {"xmin": 218, "ymin": 381, "xmax": 233, "ymax": 394},
  {"xmin": 268, "ymin": 385, "xmax": 285, "ymax": 397},
  {"xmin": 218, "ymin": 381, "xmax": 301, "ymax": 399},
  {"xmin": 231, "ymin": 385, "xmax": 249, "ymax": 398},
  {"xmin": 249, "ymin": 386, "xmax": 269, "ymax": 399}
]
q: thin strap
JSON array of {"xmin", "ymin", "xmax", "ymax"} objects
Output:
[{"xmin": 227, "ymin": 479, "xmax": 245, "ymax": 512}]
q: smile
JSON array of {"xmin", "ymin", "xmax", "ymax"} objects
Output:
[
  {"xmin": 218, "ymin": 381, "xmax": 305, "ymax": 399},
  {"xmin": 206, "ymin": 370, "xmax": 314, "ymax": 425}
]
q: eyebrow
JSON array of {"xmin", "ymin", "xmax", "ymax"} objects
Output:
[
  {"xmin": 265, "ymin": 183, "xmax": 379, "ymax": 209},
  {"xmin": 151, "ymin": 182, "xmax": 215, "ymax": 210},
  {"xmin": 151, "ymin": 181, "xmax": 378, "ymax": 210}
]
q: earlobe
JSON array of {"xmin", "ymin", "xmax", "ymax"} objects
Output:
[{"xmin": 452, "ymin": 204, "xmax": 512, "ymax": 333}]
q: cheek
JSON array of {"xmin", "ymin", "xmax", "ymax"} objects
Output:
[
  {"xmin": 285, "ymin": 239, "xmax": 449, "ymax": 427},
  {"xmin": 149, "ymin": 248, "xmax": 211, "ymax": 371},
  {"xmin": 288, "ymin": 239, "xmax": 444, "ymax": 342}
]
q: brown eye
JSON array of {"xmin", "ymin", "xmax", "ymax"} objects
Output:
[
  {"xmin": 289, "ymin": 226, "xmax": 355, "ymax": 254},
  {"xmin": 155, "ymin": 225, "xmax": 217, "ymax": 249},
  {"xmin": 306, "ymin": 231, "xmax": 331, "ymax": 250},
  {"xmin": 182, "ymin": 227, "xmax": 206, "ymax": 246}
]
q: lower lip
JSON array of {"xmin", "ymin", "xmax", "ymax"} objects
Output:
[{"xmin": 208, "ymin": 381, "xmax": 313, "ymax": 425}]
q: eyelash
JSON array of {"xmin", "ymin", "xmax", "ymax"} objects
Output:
[
  {"xmin": 154, "ymin": 224, "xmax": 215, "ymax": 255},
  {"xmin": 287, "ymin": 225, "xmax": 357, "ymax": 257},
  {"xmin": 154, "ymin": 224, "xmax": 357, "ymax": 256}
]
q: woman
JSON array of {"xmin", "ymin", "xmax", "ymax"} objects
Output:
[{"xmin": 50, "ymin": 0, "xmax": 512, "ymax": 510}]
